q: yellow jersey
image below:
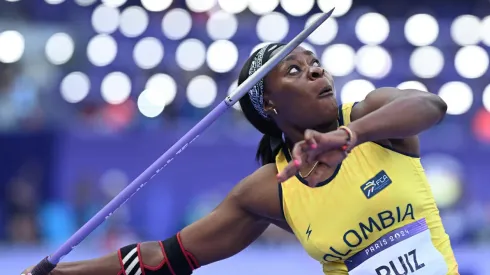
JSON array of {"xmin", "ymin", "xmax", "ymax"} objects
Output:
[{"xmin": 277, "ymin": 102, "xmax": 459, "ymax": 275}]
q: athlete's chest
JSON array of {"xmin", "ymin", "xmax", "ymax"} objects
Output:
[
  {"xmin": 292, "ymin": 176, "xmax": 422, "ymax": 264},
  {"xmin": 282, "ymin": 143, "xmax": 430, "ymax": 264}
]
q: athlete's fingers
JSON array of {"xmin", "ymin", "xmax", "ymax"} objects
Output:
[
  {"xmin": 306, "ymin": 130, "xmax": 348, "ymax": 162},
  {"xmin": 277, "ymin": 159, "xmax": 301, "ymax": 182},
  {"xmin": 306, "ymin": 142, "xmax": 326, "ymax": 163},
  {"xmin": 306, "ymin": 148, "xmax": 320, "ymax": 163},
  {"xmin": 312, "ymin": 145, "xmax": 349, "ymax": 165},
  {"xmin": 305, "ymin": 133, "xmax": 335, "ymax": 162},
  {"xmin": 304, "ymin": 129, "xmax": 318, "ymax": 149},
  {"xmin": 291, "ymin": 140, "xmax": 308, "ymax": 161},
  {"xmin": 301, "ymin": 132, "xmax": 326, "ymax": 163}
]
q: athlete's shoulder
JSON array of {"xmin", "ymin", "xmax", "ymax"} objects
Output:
[
  {"xmin": 235, "ymin": 163, "xmax": 277, "ymax": 188},
  {"xmin": 231, "ymin": 163, "xmax": 282, "ymax": 220},
  {"xmin": 349, "ymin": 86, "xmax": 432, "ymax": 122},
  {"xmin": 348, "ymin": 87, "xmax": 422, "ymax": 155},
  {"xmin": 233, "ymin": 164, "xmax": 278, "ymax": 201}
]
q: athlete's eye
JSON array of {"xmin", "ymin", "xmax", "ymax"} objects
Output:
[{"xmin": 288, "ymin": 65, "xmax": 300, "ymax": 75}]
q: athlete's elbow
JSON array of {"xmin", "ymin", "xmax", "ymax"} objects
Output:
[
  {"xmin": 139, "ymin": 241, "xmax": 165, "ymax": 266},
  {"xmin": 427, "ymin": 93, "xmax": 447, "ymax": 123},
  {"xmin": 413, "ymin": 91, "xmax": 447, "ymax": 123}
]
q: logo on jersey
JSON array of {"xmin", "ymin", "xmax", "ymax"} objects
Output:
[
  {"xmin": 361, "ymin": 170, "xmax": 392, "ymax": 199},
  {"xmin": 306, "ymin": 224, "xmax": 312, "ymax": 240}
]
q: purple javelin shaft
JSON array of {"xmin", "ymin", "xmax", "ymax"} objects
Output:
[{"xmin": 30, "ymin": 8, "xmax": 334, "ymax": 275}]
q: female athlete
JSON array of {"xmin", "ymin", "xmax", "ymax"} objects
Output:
[{"xmin": 22, "ymin": 43, "xmax": 458, "ymax": 275}]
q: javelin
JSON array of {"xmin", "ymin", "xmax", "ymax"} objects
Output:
[{"xmin": 30, "ymin": 8, "xmax": 335, "ymax": 275}]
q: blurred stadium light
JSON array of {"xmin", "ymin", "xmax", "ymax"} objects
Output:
[
  {"xmin": 257, "ymin": 12, "xmax": 289, "ymax": 42},
  {"xmin": 281, "ymin": 0, "xmax": 315, "ymax": 17},
  {"xmin": 87, "ymin": 34, "xmax": 118, "ymax": 66},
  {"xmin": 317, "ymin": 0, "xmax": 352, "ymax": 17},
  {"xmin": 186, "ymin": 0, "xmax": 216, "ymax": 13},
  {"xmin": 451, "ymin": 15, "xmax": 481, "ymax": 46},
  {"xmin": 75, "ymin": 0, "xmax": 97, "ymax": 6},
  {"xmin": 162, "ymin": 8, "xmax": 193, "ymax": 40},
  {"xmin": 410, "ymin": 46, "xmax": 444, "ymax": 78},
  {"xmin": 141, "ymin": 0, "xmax": 172, "ymax": 12},
  {"xmin": 248, "ymin": 0, "xmax": 279, "ymax": 15},
  {"xmin": 306, "ymin": 13, "xmax": 338, "ymax": 45},
  {"xmin": 355, "ymin": 45, "xmax": 392, "ymax": 79},
  {"xmin": 455, "ymin": 46, "xmax": 489, "ymax": 79},
  {"xmin": 206, "ymin": 40, "xmax": 239, "ymax": 73},
  {"xmin": 0, "ymin": 31, "xmax": 24, "ymax": 63},
  {"xmin": 45, "ymin": 0, "xmax": 65, "ymax": 5},
  {"xmin": 341, "ymin": 79, "xmax": 375, "ymax": 103},
  {"xmin": 145, "ymin": 74, "xmax": 177, "ymax": 107},
  {"xmin": 101, "ymin": 72, "xmax": 132, "ymax": 105},
  {"xmin": 133, "ymin": 37, "xmax": 164, "ymax": 69},
  {"xmin": 405, "ymin": 14, "xmax": 439, "ymax": 46},
  {"xmin": 322, "ymin": 44, "xmax": 355, "ymax": 76},
  {"xmin": 207, "ymin": 10, "xmax": 238, "ymax": 40},
  {"xmin": 218, "ymin": 0, "xmax": 247, "ymax": 14},
  {"xmin": 176, "ymin": 39, "xmax": 207, "ymax": 71},
  {"xmin": 355, "ymin": 13, "xmax": 389, "ymax": 45},
  {"xmin": 92, "ymin": 4, "xmax": 120, "ymax": 34},
  {"xmin": 102, "ymin": 0, "xmax": 127, "ymax": 8},
  {"xmin": 45, "ymin": 33, "xmax": 75, "ymax": 65},
  {"xmin": 60, "ymin": 72, "xmax": 91, "ymax": 104},
  {"xmin": 138, "ymin": 88, "xmax": 166, "ymax": 118},
  {"xmin": 438, "ymin": 82, "xmax": 473, "ymax": 115},
  {"xmin": 187, "ymin": 75, "xmax": 217, "ymax": 108},
  {"xmin": 481, "ymin": 16, "xmax": 490, "ymax": 45},
  {"xmin": 484, "ymin": 84, "xmax": 490, "ymax": 111},
  {"xmin": 119, "ymin": 6, "xmax": 149, "ymax": 38},
  {"xmin": 397, "ymin": 81, "xmax": 428, "ymax": 92}
]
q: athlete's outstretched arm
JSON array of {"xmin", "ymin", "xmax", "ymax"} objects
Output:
[
  {"xmin": 21, "ymin": 165, "xmax": 283, "ymax": 275},
  {"xmin": 349, "ymin": 87, "xmax": 448, "ymax": 145},
  {"xmin": 277, "ymin": 88, "xmax": 448, "ymax": 181}
]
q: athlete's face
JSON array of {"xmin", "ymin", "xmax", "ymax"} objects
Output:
[{"xmin": 263, "ymin": 47, "xmax": 338, "ymax": 129}]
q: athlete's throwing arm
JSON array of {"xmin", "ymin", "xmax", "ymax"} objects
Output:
[{"xmin": 21, "ymin": 164, "xmax": 287, "ymax": 275}]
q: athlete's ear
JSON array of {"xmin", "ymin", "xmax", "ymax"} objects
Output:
[{"xmin": 263, "ymin": 99, "xmax": 276, "ymax": 116}]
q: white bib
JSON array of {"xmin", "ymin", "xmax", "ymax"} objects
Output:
[{"xmin": 345, "ymin": 219, "xmax": 448, "ymax": 275}]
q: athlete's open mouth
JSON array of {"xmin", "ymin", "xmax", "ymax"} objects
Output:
[{"xmin": 318, "ymin": 86, "xmax": 333, "ymax": 98}]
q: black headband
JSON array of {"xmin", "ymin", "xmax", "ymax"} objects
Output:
[{"xmin": 246, "ymin": 43, "xmax": 285, "ymax": 119}]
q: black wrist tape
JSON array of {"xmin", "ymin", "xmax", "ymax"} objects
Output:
[{"xmin": 118, "ymin": 232, "xmax": 199, "ymax": 275}]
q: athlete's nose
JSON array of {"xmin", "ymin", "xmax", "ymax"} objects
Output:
[{"xmin": 308, "ymin": 66, "xmax": 324, "ymax": 81}]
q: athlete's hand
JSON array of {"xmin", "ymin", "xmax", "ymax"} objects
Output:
[{"xmin": 277, "ymin": 128, "xmax": 356, "ymax": 183}]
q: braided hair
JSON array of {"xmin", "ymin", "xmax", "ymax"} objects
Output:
[{"xmin": 238, "ymin": 43, "xmax": 286, "ymax": 166}]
